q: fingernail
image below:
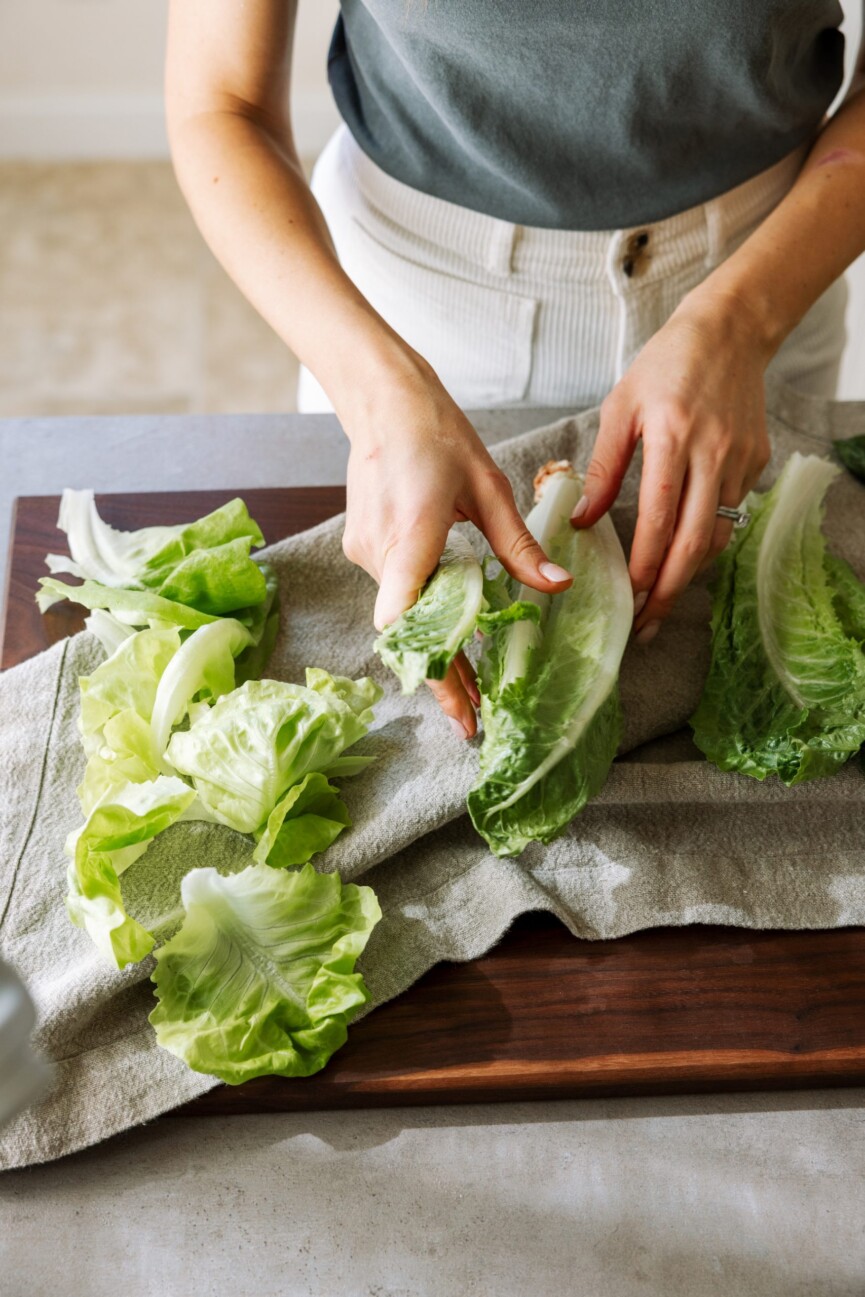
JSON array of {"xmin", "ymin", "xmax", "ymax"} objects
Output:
[
  {"xmin": 635, "ymin": 620, "xmax": 660, "ymax": 645},
  {"xmin": 570, "ymin": 495, "xmax": 589, "ymax": 521},
  {"xmin": 539, "ymin": 561, "xmax": 572, "ymax": 584},
  {"xmin": 449, "ymin": 717, "xmax": 468, "ymax": 740},
  {"xmin": 632, "ymin": 591, "xmax": 648, "ymax": 617}
]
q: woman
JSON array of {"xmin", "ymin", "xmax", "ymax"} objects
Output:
[{"xmin": 165, "ymin": 1, "xmax": 865, "ymax": 739}]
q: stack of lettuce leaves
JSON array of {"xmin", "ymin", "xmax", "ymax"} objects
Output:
[
  {"xmin": 39, "ymin": 492, "xmax": 382, "ymax": 1083},
  {"xmin": 690, "ymin": 452, "xmax": 865, "ymax": 783}
]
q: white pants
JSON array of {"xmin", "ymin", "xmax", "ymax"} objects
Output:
[{"xmin": 298, "ymin": 125, "xmax": 847, "ymax": 413}]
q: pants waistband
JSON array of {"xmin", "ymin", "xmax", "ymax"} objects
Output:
[{"xmin": 339, "ymin": 127, "xmax": 809, "ymax": 283}]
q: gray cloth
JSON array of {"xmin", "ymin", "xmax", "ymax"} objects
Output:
[
  {"xmin": 1, "ymin": 378, "xmax": 864, "ymax": 1170},
  {"xmin": 328, "ymin": 0, "xmax": 844, "ymax": 230}
]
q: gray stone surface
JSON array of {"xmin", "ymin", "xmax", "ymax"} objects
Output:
[
  {"xmin": 2, "ymin": 1094, "xmax": 864, "ymax": 1297},
  {"xmin": 1, "ymin": 399, "xmax": 864, "ymax": 1295}
]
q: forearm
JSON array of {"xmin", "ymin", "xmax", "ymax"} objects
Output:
[
  {"xmin": 168, "ymin": 108, "xmax": 425, "ymax": 424},
  {"xmin": 683, "ymin": 87, "xmax": 865, "ymax": 356}
]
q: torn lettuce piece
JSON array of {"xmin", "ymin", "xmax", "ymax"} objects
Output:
[
  {"xmin": 44, "ymin": 489, "xmax": 265, "ymax": 615},
  {"xmin": 77, "ymin": 709, "xmax": 163, "ymax": 815},
  {"xmin": 78, "ymin": 625, "xmax": 182, "ymax": 748},
  {"xmin": 150, "ymin": 618, "xmax": 251, "ymax": 758},
  {"xmin": 373, "ymin": 531, "xmax": 540, "ymax": 694},
  {"xmin": 374, "ymin": 532, "xmax": 485, "ymax": 693},
  {"xmin": 252, "ymin": 772, "xmax": 351, "ymax": 868},
  {"xmin": 150, "ymin": 862, "xmax": 381, "ymax": 1083},
  {"xmin": 37, "ymin": 577, "xmax": 220, "ymax": 631},
  {"xmin": 166, "ymin": 670, "xmax": 382, "ymax": 834},
  {"xmin": 835, "ymin": 435, "xmax": 865, "ymax": 485},
  {"xmin": 690, "ymin": 453, "xmax": 865, "ymax": 783},
  {"xmin": 66, "ymin": 776, "xmax": 198, "ymax": 967},
  {"xmin": 467, "ymin": 465, "xmax": 632, "ymax": 857},
  {"xmin": 84, "ymin": 608, "xmax": 136, "ymax": 657}
]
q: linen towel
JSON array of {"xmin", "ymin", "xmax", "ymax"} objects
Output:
[{"xmin": 1, "ymin": 376, "xmax": 863, "ymax": 1170}]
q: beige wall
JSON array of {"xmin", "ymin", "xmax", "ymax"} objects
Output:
[{"xmin": 0, "ymin": 0, "xmax": 340, "ymax": 157}]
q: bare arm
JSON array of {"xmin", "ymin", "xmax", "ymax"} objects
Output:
[
  {"xmin": 575, "ymin": 46, "xmax": 865, "ymax": 642},
  {"xmin": 166, "ymin": 0, "xmax": 572, "ymax": 737}
]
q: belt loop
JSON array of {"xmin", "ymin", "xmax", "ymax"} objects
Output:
[
  {"xmin": 485, "ymin": 219, "xmax": 519, "ymax": 276},
  {"xmin": 704, "ymin": 197, "xmax": 725, "ymax": 270}
]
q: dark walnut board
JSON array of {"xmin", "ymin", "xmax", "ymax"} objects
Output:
[{"xmin": 5, "ymin": 489, "xmax": 865, "ymax": 1114}]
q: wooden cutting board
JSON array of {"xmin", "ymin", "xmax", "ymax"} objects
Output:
[{"xmin": 4, "ymin": 488, "xmax": 865, "ymax": 1112}]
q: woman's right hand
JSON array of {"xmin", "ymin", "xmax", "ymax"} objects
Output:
[{"xmin": 337, "ymin": 354, "xmax": 573, "ymax": 739}]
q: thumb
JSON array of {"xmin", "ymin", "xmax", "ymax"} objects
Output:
[
  {"xmin": 478, "ymin": 482, "xmax": 573, "ymax": 595},
  {"xmin": 572, "ymin": 397, "xmax": 637, "ymax": 529},
  {"xmin": 373, "ymin": 524, "xmax": 449, "ymax": 631}
]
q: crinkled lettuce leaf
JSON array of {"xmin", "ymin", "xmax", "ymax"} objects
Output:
[
  {"xmin": 467, "ymin": 467, "xmax": 632, "ymax": 857},
  {"xmin": 44, "ymin": 489, "xmax": 265, "ymax": 613},
  {"xmin": 690, "ymin": 453, "xmax": 865, "ymax": 783},
  {"xmin": 150, "ymin": 862, "xmax": 380, "ymax": 1083},
  {"xmin": 166, "ymin": 670, "xmax": 381, "ymax": 834},
  {"xmin": 373, "ymin": 531, "xmax": 540, "ymax": 694},
  {"xmin": 66, "ymin": 776, "xmax": 198, "ymax": 967},
  {"xmin": 836, "ymin": 435, "xmax": 865, "ymax": 485},
  {"xmin": 252, "ymin": 772, "xmax": 350, "ymax": 868}
]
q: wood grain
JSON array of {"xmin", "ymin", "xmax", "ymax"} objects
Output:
[{"xmin": 6, "ymin": 489, "xmax": 865, "ymax": 1111}]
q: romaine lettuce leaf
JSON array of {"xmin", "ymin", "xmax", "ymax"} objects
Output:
[
  {"xmin": 690, "ymin": 453, "xmax": 865, "ymax": 783},
  {"xmin": 150, "ymin": 862, "xmax": 381, "ymax": 1083},
  {"xmin": 374, "ymin": 532, "xmax": 485, "ymax": 693},
  {"xmin": 836, "ymin": 435, "xmax": 865, "ymax": 485},
  {"xmin": 166, "ymin": 670, "xmax": 381, "ymax": 834},
  {"xmin": 467, "ymin": 466, "xmax": 632, "ymax": 857}
]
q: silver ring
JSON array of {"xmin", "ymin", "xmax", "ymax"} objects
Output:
[{"xmin": 716, "ymin": 505, "xmax": 751, "ymax": 529}]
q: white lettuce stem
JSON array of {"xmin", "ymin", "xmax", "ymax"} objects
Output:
[{"xmin": 501, "ymin": 469, "xmax": 583, "ymax": 689}]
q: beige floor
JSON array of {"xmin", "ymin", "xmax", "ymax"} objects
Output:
[
  {"xmin": 2, "ymin": 160, "xmax": 863, "ymax": 421},
  {"xmin": 0, "ymin": 161, "xmax": 302, "ymax": 419}
]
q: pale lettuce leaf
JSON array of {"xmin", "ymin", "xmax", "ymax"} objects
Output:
[
  {"xmin": 252, "ymin": 772, "xmax": 350, "ymax": 868},
  {"xmin": 150, "ymin": 862, "xmax": 381, "ymax": 1083}
]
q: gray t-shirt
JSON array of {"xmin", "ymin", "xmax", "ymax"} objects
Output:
[{"xmin": 328, "ymin": 0, "xmax": 845, "ymax": 231}]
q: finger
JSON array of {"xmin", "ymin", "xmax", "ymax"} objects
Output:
[
  {"xmin": 475, "ymin": 477, "xmax": 573, "ymax": 594},
  {"xmin": 701, "ymin": 477, "xmax": 746, "ymax": 567},
  {"xmin": 628, "ymin": 434, "xmax": 688, "ymax": 611},
  {"xmin": 373, "ymin": 522, "xmax": 450, "ymax": 631},
  {"xmin": 633, "ymin": 471, "xmax": 721, "ymax": 637},
  {"xmin": 571, "ymin": 394, "xmax": 638, "ymax": 528},
  {"xmin": 453, "ymin": 650, "xmax": 480, "ymax": 708},
  {"xmin": 426, "ymin": 663, "xmax": 478, "ymax": 739}
]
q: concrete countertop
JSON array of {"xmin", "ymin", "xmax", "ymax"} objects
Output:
[{"xmin": 0, "ymin": 406, "xmax": 863, "ymax": 1297}]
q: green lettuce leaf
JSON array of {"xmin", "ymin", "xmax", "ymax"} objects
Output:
[
  {"xmin": 78, "ymin": 626, "xmax": 182, "ymax": 746},
  {"xmin": 252, "ymin": 772, "xmax": 351, "ymax": 867},
  {"xmin": 37, "ymin": 577, "xmax": 220, "ymax": 631},
  {"xmin": 835, "ymin": 435, "xmax": 865, "ymax": 485},
  {"xmin": 66, "ymin": 776, "xmax": 197, "ymax": 967},
  {"xmin": 150, "ymin": 862, "xmax": 381, "ymax": 1083},
  {"xmin": 373, "ymin": 532, "xmax": 541, "ymax": 694},
  {"xmin": 166, "ymin": 670, "xmax": 382, "ymax": 834},
  {"xmin": 150, "ymin": 618, "xmax": 251, "ymax": 757},
  {"xmin": 45, "ymin": 490, "xmax": 264, "ymax": 610},
  {"xmin": 467, "ymin": 466, "xmax": 633, "ymax": 857},
  {"xmin": 690, "ymin": 453, "xmax": 865, "ymax": 783},
  {"xmin": 374, "ymin": 532, "xmax": 485, "ymax": 693}
]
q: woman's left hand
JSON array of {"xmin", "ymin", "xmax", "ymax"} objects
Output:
[{"xmin": 571, "ymin": 286, "xmax": 772, "ymax": 642}]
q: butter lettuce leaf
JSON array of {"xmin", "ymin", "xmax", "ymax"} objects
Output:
[
  {"xmin": 166, "ymin": 670, "xmax": 381, "ymax": 834},
  {"xmin": 690, "ymin": 453, "xmax": 865, "ymax": 783},
  {"xmin": 150, "ymin": 862, "xmax": 380, "ymax": 1083},
  {"xmin": 66, "ymin": 776, "xmax": 198, "ymax": 968},
  {"xmin": 252, "ymin": 772, "xmax": 350, "ymax": 868},
  {"xmin": 468, "ymin": 467, "xmax": 632, "ymax": 857}
]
